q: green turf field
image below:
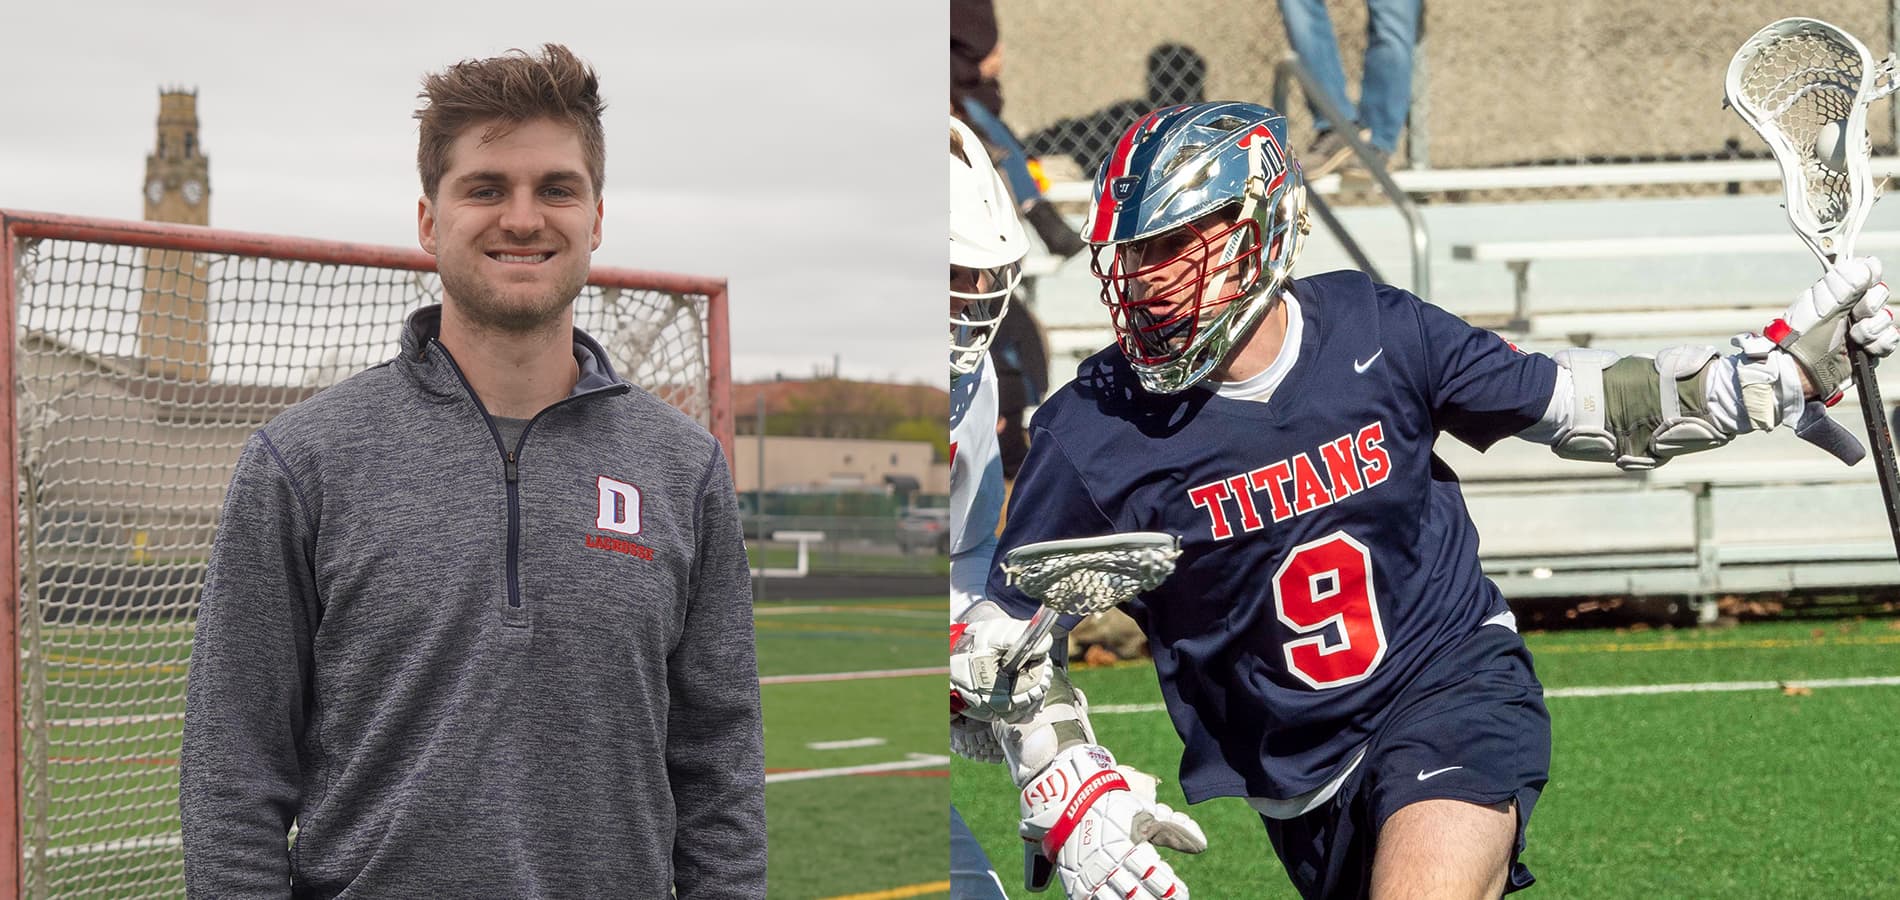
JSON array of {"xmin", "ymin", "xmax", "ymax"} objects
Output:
[
  {"xmin": 24, "ymin": 596, "xmax": 948, "ymax": 900},
  {"xmin": 950, "ymin": 617, "xmax": 1900, "ymax": 899},
  {"xmin": 747, "ymin": 545, "xmax": 950, "ymax": 578},
  {"xmin": 758, "ymin": 597, "xmax": 948, "ymax": 899}
]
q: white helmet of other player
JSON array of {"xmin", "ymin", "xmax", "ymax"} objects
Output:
[{"xmin": 950, "ymin": 116, "xmax": 1027, "ymax": 376}]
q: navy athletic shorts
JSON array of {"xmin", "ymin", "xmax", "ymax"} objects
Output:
[
  {"xmin": 950, "ymin": 805, "xmax": 1008, "ymax": 899},
  {"xmin": 1261, "ymin": 623, "xmax": 1551, "ymax": 900}
]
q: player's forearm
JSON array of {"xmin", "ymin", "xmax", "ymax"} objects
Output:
[
  {"xmin": 664, "ymin": 621, "xmax": 765, "ymax": 895},
  {"xmin": 1512, "ymin": 345, "xmax": 1808, "ymax": 444},
  {"xmin": 666, "ymin": 677, "xmax": 767, "ymax": 898},
  {"xmin": 668, "ymin": 456, "xmax": 767, "ymax": 896},
  {"xmin": 178, "ymin": 747, "xmax": 297, "ymax": 898},
  {"xmin": 180, "ymin": 434, "xmax": 314, "ymax": 897},
  {"xmin": 949, "ymin": 534, "xmax": 997, "ymax": 617},
  {"xmin": 995, "ymin": 664, "xmax": 1099, "ymax": 786}
]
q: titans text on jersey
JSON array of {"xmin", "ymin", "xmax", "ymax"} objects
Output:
[
  {"xmin": 988, "ymin": 270, "xmax": 1558, "ymax": 804},
  {"xmin": 1187, "ymin": 420, "xmax": 1391, "ymax": 539}
]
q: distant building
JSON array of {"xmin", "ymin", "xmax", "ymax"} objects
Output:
[
  {"xmin": 731, "ymin": 435, "xmax": 946, "ymax": 495},
  {"xmin": 17, "ymin": 90, "xmax": 315, "ymax": 570},
  {"xmin": 732, "ymin": 378, "xmax": 950, "ymax": 496}
]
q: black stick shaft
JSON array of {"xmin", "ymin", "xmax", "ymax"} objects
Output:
[{"xmin": 1848, "ymin": 347, "xmax": 1900, "ymax": 561}]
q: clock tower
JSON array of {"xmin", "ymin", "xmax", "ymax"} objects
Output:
[{"xmin": 138, "ymin": 88, "xmax": 211, "ymax": 381}]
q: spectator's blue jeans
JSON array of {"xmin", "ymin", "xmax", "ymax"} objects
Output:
[
  {"xmin": 1278, "ymin": 0, "xmax": 1421, "ymax": 153},
  {"xmin": 960, "ymin": 96, "xmax": 1043, "ymax": 206}
]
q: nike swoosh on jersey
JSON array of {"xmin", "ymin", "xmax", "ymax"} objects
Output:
[
  {"xmin": 1353, "ymin": 349, "xmax": 1384, "ymax": 373},
  {"xmin": 1416, "ymin": 765, "xmax": 1463, "ymax": 781}
]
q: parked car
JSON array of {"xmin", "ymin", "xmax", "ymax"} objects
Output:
[{"xmin": 895, "ymin": 508, "xmax": 951, "ymax": 555}]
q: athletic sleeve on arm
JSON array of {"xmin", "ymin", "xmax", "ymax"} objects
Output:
[
  {"xmin": 950, "ymin": 526, "xmax": 998, "ymax": 615},
  {"xmin": 668, "ymin": 446, "xmax": 767, "ymax": 898},
  {"xmin": 985, "ymin": 425, "xmax": 1116, "ymax": 620},
  {"xmin": 181, "ymin": 431, "xmax": 317, "ymax": 899},
  {"xmin": 1417, "ymin": 298, "xmax": 1559, "ymax": 450}
]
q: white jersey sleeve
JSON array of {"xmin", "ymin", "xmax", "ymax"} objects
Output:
[{"xmin": 949, "ymin": 353, "xmax": 1005, "ymax": 621}]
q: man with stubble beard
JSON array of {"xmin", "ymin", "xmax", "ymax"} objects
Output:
[{"xmin": 180, "ymin": 44, "xmax": 765, "ymax": 898}]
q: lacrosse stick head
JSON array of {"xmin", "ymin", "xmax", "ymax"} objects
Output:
[
  {"xmin": 1001, "ymin": 531, "xmax": 1182, "ymax": 615},
  {"xmin": 1726, "ymin": 17, "xmax": 1888, "ymax": 264}
]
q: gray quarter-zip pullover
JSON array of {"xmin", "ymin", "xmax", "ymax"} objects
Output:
[{"xmin": 181, "ymin": 305, "xmax": 765, "ymax": 898}]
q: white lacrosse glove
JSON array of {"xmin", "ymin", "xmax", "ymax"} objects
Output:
[
  {"xmin": 950, "ymin": 616, "xmax": 1053, "ymax": 723},
  {"xmin": 1019, "ymin": 744, "xmax": 1207, "ymax": 900},
  {"xmin": 1761, "ymin": 256, "xmax": 1895, "ymax": 402},
  {"xmin": 950, "ymin": 713, "xmax": 1005, "ymax": 764}
]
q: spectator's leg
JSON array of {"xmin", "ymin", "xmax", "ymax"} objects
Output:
[
  {"xmin": 1360, "ymin": 0, "xmax": 1423, "ymax": 155},
  {"xmin": 1278, "ymin": 0, "xmax": 1355, "ymax": 134},
  {"xmin": 960, "ymin": 96, "xmax": 1043, "ymax": 205}
]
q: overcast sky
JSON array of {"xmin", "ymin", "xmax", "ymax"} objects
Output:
[{"xmin": 0, "ymin": 0, "xmax": 943, "ymax": 385}]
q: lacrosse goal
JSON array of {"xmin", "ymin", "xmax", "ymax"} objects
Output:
[{"xmin": 0, "ymin": 208, "xmax": 733, "ymax": 899}]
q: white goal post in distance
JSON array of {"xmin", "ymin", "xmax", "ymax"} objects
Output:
[{"xmin": 0, "ymin": 208, "xmax": 733, "ymax": 898}]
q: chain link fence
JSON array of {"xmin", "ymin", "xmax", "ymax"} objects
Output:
[{"xmin": 996, "ymin": 0, "xmax": 1898, "ymax": 203}]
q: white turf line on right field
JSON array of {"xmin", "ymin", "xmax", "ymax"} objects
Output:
[
  {"xmin": 765, "ymin": 753, "xmax": 951, "ymax": 784},
  {"xmin": 1088, "ymin": 675, "xmax": 1900, "ymax": 715}
]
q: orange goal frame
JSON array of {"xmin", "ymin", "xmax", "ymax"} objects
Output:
[{"xmin": 0, "ymin": 207, "xmax": 733, "ymax": 895}]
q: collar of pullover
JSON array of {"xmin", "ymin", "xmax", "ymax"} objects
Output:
[{"xmin": 398, "ymin": 304, "xmax": 632, "ymax": 405}]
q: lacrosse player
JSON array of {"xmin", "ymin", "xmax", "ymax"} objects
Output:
[
  {"xmin": 948, "ymin": 112, "xmax": 1023, "ymax": 900},
  {"xmin": 180, "ymin": 46, "xmax": 764, "ymax": 897},
  {"xmin": 951, "ymin": 114, "xmax": 1209, "ymax": 900},
  {"xmin": 967, "ymin": 101, "xmax": 1897, "ymax": 900}
]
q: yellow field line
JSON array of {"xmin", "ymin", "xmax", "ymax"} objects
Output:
[
  {"xmin": 820, "ymin": 881, "xmax": 951, "ymax": 900},
  {"xmin": 1534, "ymin": 633, "xmax": 1900, "ymax": 654}
]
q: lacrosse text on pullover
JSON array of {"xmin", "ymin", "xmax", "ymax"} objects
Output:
[
  {"xmin": 990, "ymin": 271, "xmax": 1557, "ymax": 804},
  {"xmin": 180, "ymin": 305, "xmax": 765, "ymax": 898}
]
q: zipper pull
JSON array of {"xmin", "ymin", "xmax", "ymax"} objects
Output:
[{"xmin": 505, "ymin": 451, "xmax": 519, "ymax": 483}]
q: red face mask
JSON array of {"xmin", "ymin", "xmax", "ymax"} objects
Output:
[{"xmin": 1093, "ymin": 211, "xmax": 1263, "ymax": 366}]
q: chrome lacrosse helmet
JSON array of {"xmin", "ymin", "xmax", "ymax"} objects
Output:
[
  {"xmin": 1084, "ymin": 102, "xmax": 1308, "ymax": 393},
  {"xmin": 950, "ymin": 116, "xmax": 1028, "ymax": 376}
]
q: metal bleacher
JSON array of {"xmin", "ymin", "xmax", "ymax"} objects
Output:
[{"xmin": 1023, "ymin": 161, "xmax": 1900, "ymax": 616}]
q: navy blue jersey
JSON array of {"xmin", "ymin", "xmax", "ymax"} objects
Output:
[{"xmin": 989, "ymin": 270, "xmax": 1558, "ymax": 804}]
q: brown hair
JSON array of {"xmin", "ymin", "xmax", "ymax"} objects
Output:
[{"xmin": 414, "ymin": 43, "xmax": 607, "ymax": 199}]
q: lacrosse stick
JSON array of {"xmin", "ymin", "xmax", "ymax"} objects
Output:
[
  {"xmin": 995, "ymin": 532, "xmax": 1182, "ymax": 676},
  {"xmin": 996, "ymin": 531, "xmax": 1180, "ymax": 894},
  {"xmin": 1727, "ymin": 17, "xmax": 1900, "ymax": 561}
]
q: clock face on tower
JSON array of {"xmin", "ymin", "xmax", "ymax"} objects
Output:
[
  {"xmin": 183, "ymin": 180, "xmax": 204, "ymax": 206},
  {"xmin": 146, "ymin": 179, "xmax": 164, "ymax": 206}
]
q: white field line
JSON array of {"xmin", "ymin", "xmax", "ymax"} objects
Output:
[
  {"xmin": 1089, "ymin": 675, "xmax": 1900, "ymax": 715},
  {"xmin": 1544, "ymin": 675, "xmax": 1900, "ymax": 698},
  {"xmin": 38, "ymin": 754, "xmax": 953, "ymax": 860},
  {"xmin": 38, "ymin": 833, "xmax": 181, "ymax": 860},
  {"xmin": 808, "ymin": 737, "xmax": 888, "ymax": 750},
  {"xmin": 759, "ymin": 666, "xmax": 946, "ymax": 685},
  {"xmin": 43, "ymin": 668, "xmax": 947, "ymax": 727},
  {"xmin": 766, "ymin": 753, "xmax": 950, "ymax": 784},
  {"xmin": 44, "ymin": 712, "xmax": 183, "ymax": 728},
  {"xmin": 754, "ymin": 605, "xmax": 940, "ymax": 619}
]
